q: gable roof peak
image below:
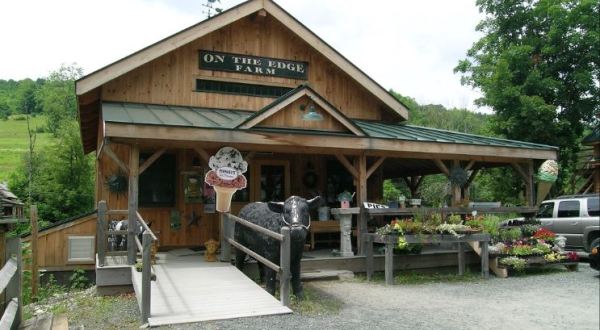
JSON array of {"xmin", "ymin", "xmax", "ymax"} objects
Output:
[{"xmin": 76, "ymin": 0, "xmax": 408, "ymax": 120}]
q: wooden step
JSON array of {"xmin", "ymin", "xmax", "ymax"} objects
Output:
[
  {"xmin": 19, "ymin": 313, "xmax": 68, "ymax": 330},
  {"xmin": 467, "ymin": 241, "xmax": 508, "ymax": 278}
]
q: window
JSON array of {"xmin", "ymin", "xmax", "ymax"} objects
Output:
[
  {"xmin": 139, "ymin": 153, "xmax": 176, "ymax": 207},
  {"xmin": 537, "ymin": 202, "xmax": 554, "ymax": 218},
  {"xmin": 557, "ymin": 201, "xmax": 580, "ymax": 218},
  {"xmin": 67, "ymin": 236, "xmax": 95, "ymax": 263},
  {"xmin": 587, "ymin": 197, "xmax": 599, "ymax": 217},
  {"xmin": 195, "ymin": 79, "xmax": 292, "ymax": 98}
]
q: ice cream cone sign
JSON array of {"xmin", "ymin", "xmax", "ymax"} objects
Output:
[
  {"xmin": 204, "ymin": 147, "xmax": 248, "ymax": 212},
  {"xmin": 536, "ymin": 160, "xmax": 559, "ymax": 205}
]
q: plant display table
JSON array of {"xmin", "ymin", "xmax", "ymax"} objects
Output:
[{"xmin": 363, "ymin": 233, "xmax": 491, "ymax": 285}]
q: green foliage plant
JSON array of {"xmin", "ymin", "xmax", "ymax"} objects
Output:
[{"xmin": 69, "ymin": 268, "xmax": 89, "ymax": 290}]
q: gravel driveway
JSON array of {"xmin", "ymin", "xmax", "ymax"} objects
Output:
[{"xmin": 168, "ymin": 264, "xmax": 599, "ymax": 330}]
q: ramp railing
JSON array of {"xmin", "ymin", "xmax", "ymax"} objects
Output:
[
  {"xmin": 0, "ymin": 237, "xmax": 22, "ymax": 330},
  {"xmin": 222, "ymin": 213, "xmax": 291, "ymax": 307}
]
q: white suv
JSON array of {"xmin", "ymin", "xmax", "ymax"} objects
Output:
[{"xmin": 537, "ymin": 194, "xmax": 600, "ymax": 252}]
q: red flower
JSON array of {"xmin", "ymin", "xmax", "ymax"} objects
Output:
[
  {"xmin": 533, "ymin": 228, "xmax": 556, "ymax": 241},
  {"xmin": 567, "ymin": 251, "xmax": 579, "ymax": 261}
]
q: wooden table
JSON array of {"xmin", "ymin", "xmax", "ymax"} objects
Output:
[
  {"xmin": 363, "ymin": 233, "xmax": 490, "ymax": 285},
  {"xmin": 309, "ymin": 220, "xmax": 340, "ymax": 250}
]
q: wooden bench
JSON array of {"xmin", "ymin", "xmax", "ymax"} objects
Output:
[{"xmin": 309, "ymin": 220, "xmax": 340, "ymax": 250}]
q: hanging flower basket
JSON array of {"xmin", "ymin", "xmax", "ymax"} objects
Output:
[{"xmin": 106, "ymin": 173, "xmax": 128, "ymax": 194}]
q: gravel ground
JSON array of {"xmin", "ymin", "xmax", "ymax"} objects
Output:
[{"xmin": 163, "ymin": 264, "xmax": 599, "ymax": 330}]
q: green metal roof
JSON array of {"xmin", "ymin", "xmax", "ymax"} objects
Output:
[
  {"xmin": 103, "ymin": 102, "xmax": 557, "ymax": 151},
  {"xmin": 355, "ymin": 120, "xmax": 557, "ymax": 150},
  {"xmin": 102, "ymin": 102, "xmax": 253, "ymax": 129}
]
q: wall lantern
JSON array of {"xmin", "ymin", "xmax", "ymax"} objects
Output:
[{"xmin": 299, "ymin": 101, "xmax": 324, "ymax": 121}]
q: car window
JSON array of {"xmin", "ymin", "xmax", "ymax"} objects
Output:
[
  {"xmin": 587, "ymin": 197, "xmax": 599, "ymax": 217},
  {"xmin": 557, "ymin": 201, "xmax": 580, "ymax": 218},
  {"xmin": 537, "ymin": 202, "xmax": 554, "ymax": 218}
]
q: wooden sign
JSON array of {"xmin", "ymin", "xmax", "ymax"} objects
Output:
[
  {"xmin": 199, "ymin": 50, "xmax": 308, "ymax": 79},
  {"xmin": 363, "ymin": 202, "xmax": 389, "ymax": 209}
]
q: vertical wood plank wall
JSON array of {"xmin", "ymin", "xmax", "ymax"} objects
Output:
[
  {"xmin": 96, "ymin": 147, "xmax": 384, "ymax": 251},
  {"xmin": 100, "ymin": 15, "xmax": 393, "ymax": 122},
  {"xmin": 22, "ymin": 214, "xmax": 97, "ymax": 269}
]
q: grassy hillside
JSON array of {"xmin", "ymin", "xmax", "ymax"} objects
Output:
[{"xmin": 0, "ymin": 115, "xmax": 54, "ymax": 182}]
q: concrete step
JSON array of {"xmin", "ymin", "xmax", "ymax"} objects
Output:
[
  {"xmin": 19, "ymin": 313, "xmax": 67, "ymax": 330},
  {"xmin": 301, "ymin": 269, "xmax": 354, "ymax": 281}
]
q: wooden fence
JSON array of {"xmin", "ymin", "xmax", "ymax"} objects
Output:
[
  {"xmin": 0, "ymin": 237, "xmax": 22, "ymax": 330},
  {"xmin": 221, "ymin": 213, "xmax": 292, "ymax": 307},
  {"xmin": 96, "ymin": 201, "xmax": 157, "ymax": 323}
]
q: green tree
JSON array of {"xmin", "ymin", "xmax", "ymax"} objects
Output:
[
  {"xmin": 9, "ymin": 121, "xmax": 94, "ymax": 223},
  {"xmin": 16, "ymin": 79, "xmax": 43, "ymax": 115},
  {"xmin": 36, "ymin": 64, "xmax": 83, "ymax": 135},
  {"xmin": 455, "ymin": 0, "xmax": 600, "ymax": 192}
]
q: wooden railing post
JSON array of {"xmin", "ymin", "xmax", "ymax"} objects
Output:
[
  {"xmin": 141, "ymin": 232, "xmax": 152, "ymax": 324},
  {"xmin": 219, "ymin": 213, "xmax": 231, "ymax": 262},
  {"xmin": 365, "ymin": 234, "xmax": 373, "ymax": 281},
  {"xmin": 97, "ymin": 201, "xmax": 107, "ymax": 267},
  {"xmin": 29, "ymin": 205, "xmax": 38, "ymax": 302},
  {"xmin": 6, "ymin": 237, "xmax": 22, "ymax": 329},
  {"xmin": 279, "ymin": 226, "xmax": 291, "ymax": 307}
]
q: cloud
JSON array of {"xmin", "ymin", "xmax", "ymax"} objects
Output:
[{"xmin": 0, "ymin": 0, "xmax": 487, "ymax": 112}]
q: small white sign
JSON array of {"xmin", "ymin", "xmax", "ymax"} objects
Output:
[
  {"xmin": 216, "ymin": 167, "xmax": 238, "ymax": 180},
  {"xmin": 363, "ymin": 202, "xmax": 389, "ymax": 209}
]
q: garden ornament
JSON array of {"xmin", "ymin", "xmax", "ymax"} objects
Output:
[{"xmin": 204, "ymin": 239, "xmax": 220, "ymax": 262}]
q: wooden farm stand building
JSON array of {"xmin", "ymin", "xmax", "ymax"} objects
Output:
[{"xmin": 28, "ymin": 0, "xmax": 559, "ymax": 325}]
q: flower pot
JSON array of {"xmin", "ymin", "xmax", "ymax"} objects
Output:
[{"xmin": 318, "ymin": 206, "xmax": 330, "ymax": 221}]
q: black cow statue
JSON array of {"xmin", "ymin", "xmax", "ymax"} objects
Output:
[{"xmin": 235, "ymin": 195, "xmax": 320, "ymax": 299}]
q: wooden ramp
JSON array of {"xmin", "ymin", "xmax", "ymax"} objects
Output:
[{"xmin": 132, "ymin": 253, "xmax": 291, "ymax": 327}]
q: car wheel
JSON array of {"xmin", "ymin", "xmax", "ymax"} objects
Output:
[
  {"xmin": 589, "ymin": 237, "xmax": 600, "ymax": 271},
  {"xmin": 591, "ymin": 237, "xmax": 600, "ymax": 251}
]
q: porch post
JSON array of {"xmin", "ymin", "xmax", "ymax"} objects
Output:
[
  {"xmin": 357, "ymin": 154, "xmax": 367, "ymax": 255},
  {"xmin": 451, "ymin": 160, "xmax": 462, "ymax": 206},
  {"xmin": 128, "ymin": 144, "xmax": 140, "ymax": 265},
  {"xmin": 526, "ymin": 160, "xmax": 535, "ymax": 207}
]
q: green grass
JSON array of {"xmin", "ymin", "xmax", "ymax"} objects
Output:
[
  {"xmin": 0, "ymin": 115, "xmax": 54, "ymax": 181},
  {"xmin": 289, "ymin": 284, "xmax": 343, "ymax": 315},
  {"xmin": 354, "ymin": 269, "xmax": 482, "ymax": 285}
]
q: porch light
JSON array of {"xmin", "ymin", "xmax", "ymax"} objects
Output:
[{"xmin": 300, "ymin": 103, "xmax": 324, "ymax": 121}]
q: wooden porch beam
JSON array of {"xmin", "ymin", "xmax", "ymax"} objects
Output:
[
  {"xmin": 433, "ymin": 159, "xmax": 450, "ymax": 177},
  {"xmin": 335, "ymin": 154, "xmax": 359, "ymax": 178},
  {"xmin": 465, "ymin": 160, "xmax": 476, "ymax": 171},
  {"xmin": 511, "ymin": 163, "xmax": 528, "ymax": 182},
  {"xmin": 103, "ymin": 141, "xmax": 129, "ymax": 175},
  {"xmin": 465, "ymin": 169, "xmax": 480, "ymax": 188},
  {"xmin": 193, "ymin": 147, "xmax": 211, "ymax": 165},
  {"xmin": 127, "ymin": 144, "xmax": 140, "ymax": 265},
  {"xmin": 245, "ymin": 151, "xmax": 256, "ymax": 162},
  {"xmin": 366, "ymin": 157, "xmax": 386, "ymax": 179},
  {"xmin": 139, "ymin": 148, "xmax": 166, "ymax": 175}
]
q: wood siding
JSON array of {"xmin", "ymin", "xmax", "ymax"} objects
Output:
[
  {"xmin": 256, "ymin": 96, "xmax": 350, "ymax": 132},
  {"xmin": 101, "ymin": 15, "xmax": 392, "ymax": 122},
  {"xmin": 22, "ymin": 214, "xmax": 97, "ymax": 270}
]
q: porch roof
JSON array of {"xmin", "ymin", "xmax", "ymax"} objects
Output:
[{"xmin": 102, "ymin": 101, "xmax": 557, "ymax": 153}]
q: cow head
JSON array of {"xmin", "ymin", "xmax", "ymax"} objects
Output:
[{"xmin": 268, "ymin": 196, "xmax": 321, "ymax": 231}]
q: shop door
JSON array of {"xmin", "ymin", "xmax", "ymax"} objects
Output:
[{"xmin": 253, "ymin": 160, "xmax": 290, "ymax": 202}]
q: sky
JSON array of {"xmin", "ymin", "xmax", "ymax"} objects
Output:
[{"xmin": 0, "ymin": 0, "xmax": 486, "ymax": 112}]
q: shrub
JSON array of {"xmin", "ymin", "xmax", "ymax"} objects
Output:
[{"xmin": 69, "ymin": 268, "xmax": 89, "ymax": 290}]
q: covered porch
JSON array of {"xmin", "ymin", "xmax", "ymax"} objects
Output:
[{"xmin": 94, "ymin": 101, "xmax": 557, "ymax": 256}]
